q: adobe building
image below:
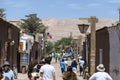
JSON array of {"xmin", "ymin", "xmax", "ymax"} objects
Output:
[
  {"xmin": 85, "ymin": 23, "xmax": 120, "ymax": 80},
  {"xmin": 0, "ymin": 18, "xmax": 20, "ymax": 69},
  {"xmin": 18, "ymin": 33, "xmax": 34, "ymax": 72}
]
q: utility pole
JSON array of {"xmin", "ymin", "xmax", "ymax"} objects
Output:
[{"xmin": 88, "ymin": 16, "xmax": 98, "ymax": 74}]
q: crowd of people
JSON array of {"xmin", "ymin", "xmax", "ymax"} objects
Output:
[
  {"xmin": 0, "ymin": 52, "xmax": 113, "ymax": 80},
  {"xmin": 59, "ymin": 58, "xmax": 77, "ymax": 80},
  {"xmin": 25, "ymin": 52, "xmax": 79, "ymax": 80},
  {"xmin": 58, "ymin": 53, "xmax": 113, "ymax": 80},
  {"xmin": 26, "ymin": 56, "xmax": 55, "ymax": 80}
]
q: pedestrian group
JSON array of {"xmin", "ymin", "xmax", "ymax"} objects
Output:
[{"xmin": 0, "ymin": 52, "xmax": 113, "ymax": 80}]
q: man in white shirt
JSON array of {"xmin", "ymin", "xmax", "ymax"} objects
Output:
[
  {"xmin": 78, "ymin": 57, "xmax": 85, "ymax": 76},
  {"xmin": 40, "ymin": 57, "xmax": 56, "ymax": 80},
  {"xmin": 89, "ymin": 64, "xmax": 112, "ymax": 80}
]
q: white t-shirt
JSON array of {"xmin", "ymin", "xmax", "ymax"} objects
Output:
[
  {"xmin": 3, "ymin": 70, "xmax": 14, "ymax": 80},
  {"xmin": 40, "ymin": 64, "xmax": 55, "ymax": 80},
  {"xmin": 79, "ymin": 59, "xmax": 85, "ymax": 68},
  {"xmin": 89, "ymin": 72, "xmax": 112, "ymax": 80},
  {"xmin": 64, "ymin": 61, "xmax": 68, "ymax": 71}
]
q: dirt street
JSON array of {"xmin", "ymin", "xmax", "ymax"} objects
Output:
[{"xmin": 16, "ymin": 58, "xmax": 84, "ymax": 80}]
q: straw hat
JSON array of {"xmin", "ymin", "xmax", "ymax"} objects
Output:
[{"xmin": 96, "ymin": 64, "xmax": 105, "ymax": 72}]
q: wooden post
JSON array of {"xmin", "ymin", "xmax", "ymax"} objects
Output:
[
  {"xmin": 73, "ymin": 36, "xmax": 79, "ymax": 61},
  {"xmin": 79, "ymin": 36, "xmax": 82, "ymax": 56},
  {"xmin": 88, "ymin": 16, "xmax": 98, "ymax": 74}
]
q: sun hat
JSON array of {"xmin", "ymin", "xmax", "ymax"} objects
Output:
[
  {"xmin": 3, "ymin": 61, "xmax": 10, "ymax": 67},
  {"xmin": 96, "ymin": 64, "xmax": 105, "ymax": 72}
]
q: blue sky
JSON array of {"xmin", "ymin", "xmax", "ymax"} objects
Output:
[{"xmin": 0, "ymin": 0, "xmax": 120, "ymax": 20}]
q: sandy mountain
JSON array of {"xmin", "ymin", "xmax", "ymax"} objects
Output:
[
  {"xmin": 42, "ymin": 18, "xmax": 117, "ymax": 42},
  {"xmin": 9, "ymin": 18, "xmax": 117, "ymax": 42}
]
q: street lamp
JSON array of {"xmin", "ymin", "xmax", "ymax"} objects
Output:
[
  {"xmin": 78, "ymin": 23, "xmax": 89, "ymax": 78},
  {"xmin": 78, "ymin": 24, "xmax": 89, "ymax": 56},
  {"xmin": 78, "ymin": 24, "xmax": 89, "ymax": 34}
]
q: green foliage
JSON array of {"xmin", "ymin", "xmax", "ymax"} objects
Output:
[
  {"xmin": 46, "ymin": 41, "xmax": 54, "ymax": 54},
  {"xmin": 0, "ymin": 8, "xmax": 6, "ymax": 19},
  {"xmin": 54, "ymin": 37, "xmax": 72, "ymax": 51},
  {"xmin": 20, "ymin": 14, "xmax": 47, "ymax": 34}
]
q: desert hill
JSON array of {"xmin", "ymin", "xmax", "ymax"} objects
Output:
[
  {"xmin": 9, "ymin": 18, "xmax": 117, "ymax": 42},
  {"xmin": 42, "ymin": 18, "xmax": 117, "ymax": 42}
]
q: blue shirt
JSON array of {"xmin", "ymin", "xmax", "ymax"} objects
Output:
[{"xmin": 60, "ymin": 61, "xmax": 65, "ymax": 69}]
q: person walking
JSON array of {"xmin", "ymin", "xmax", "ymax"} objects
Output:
[
  {"xmin": 71, "ymin": 59, "xmax": 78, "ymax": 74},
  {"xmin": 63, "ymin": 66, "xmax": 77, "ymax": 80},
  {"xmin": 89, "ymin": 64, "xmax": 112, "ymax": 80},
  {"xmin": 35, "ymin": 61, "xmax": 45, "ymax": 73},
  {"xmin": 78, "ymin": 58, "xmax": 86, "ymax": 77},
  {"xmin": 54, "ymin": 52, "xmax": 59, "ymax": 62},
  {"xmin": 40, "ymin": 57, "xmax": 56, "ymax": 80},
  {"xmin": 60, "ymin": 59, "xmax": 65, "ymax": 73},
  {"xmin": 3, "ymin": 61, "xmax": 14, "ymax": 80}
]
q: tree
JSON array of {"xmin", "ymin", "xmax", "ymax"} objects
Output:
[
  {"xmin": 20, "ymin": 14, "xmax": 47, "ymax": 35},
  {"xmin": 54, "ymin": 37, "xmax": 72, "ymax": 51},
  {"xmin": 46, "ymin": 41, "xmax": 54, "ymax": 54},
  {"xmin": 0, "ymin": 8, "xmax": 6, "ymax": 19}
]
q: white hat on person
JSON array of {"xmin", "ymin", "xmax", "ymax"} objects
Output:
[
  {"xmin": 3, "ymin": 61, "xmax": 10, "ymax": 67},
  {"xmin": 96, "ymin": 64, "xmax": 105, "ymax": 72}
]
